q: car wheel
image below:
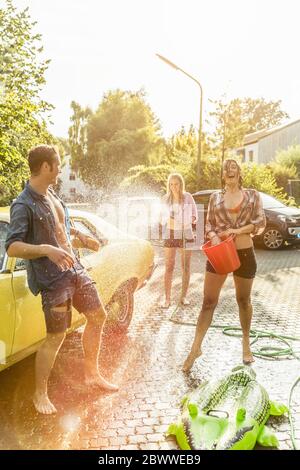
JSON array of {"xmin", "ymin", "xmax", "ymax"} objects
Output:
[
  {"xmin": 106, "ymin": 283, "xmax": 134, "ymax": 333},
  {"xmin": 262, "ymin": 227, "xmax": 284, "ymax": 250}
]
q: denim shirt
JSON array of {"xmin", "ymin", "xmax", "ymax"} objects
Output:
[{"xmin": 5, "ymin": 182, "xmax": 73, "ymax": 295}]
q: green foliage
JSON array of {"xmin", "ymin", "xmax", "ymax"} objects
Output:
[
  {"xmin": 121, "ymin": 153, "xmax": 294, "ymax": 206},
  {"xmin": 209, "ymin": 98, "xmax": 247, "ymax": 157},
  {"xmin": 241, "ymin": 163, "xmax": 293, "ymax": 204},
  {"xmin": 267, "ymin": 161, "xmax": 297, "ymax": 194},
  {"xmin": 120, "ymin": 154, "xmax": 222, "ymax": 196},
  {"xmin": 240, "ymin": 98, "xmax": 289, "ymax": 133},
  {"xmin": 165, "ymin": 125, "xmax": 197, "ymax": 163},
  {"xmin": 120, "ymin": 164, "xmax": 171, "ymax": 194},
  {"xmin": 68, "ymin": 101, "xmax": 91, "ymax": 169},
  {"xmin": 209, "ymin": 97, "xmax": 289, "ymax": 160},
  {"xmin": 0, "ymin": 0, "xmax": 55, "ymax": 205},
  {"xmin": 69, "ymin": 89, "xmax": 164, "ymax": 189},
  {"xmin": 275, "ymin": 144, "xmax": 300, "ymax": 177}
]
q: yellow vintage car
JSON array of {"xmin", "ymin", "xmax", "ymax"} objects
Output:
[{"xmin": 0, "ymin": 207, "xmax": 155, "ymax": 372}]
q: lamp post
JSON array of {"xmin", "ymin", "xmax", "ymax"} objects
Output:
[{"xmin": 156, "ymin": 53, "xmax": 203, "ymax": 180}]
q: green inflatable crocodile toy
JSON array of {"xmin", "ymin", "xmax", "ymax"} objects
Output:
[{"xmin": 168, "ymin": 365, "xmax": 288, "ymax": 450}]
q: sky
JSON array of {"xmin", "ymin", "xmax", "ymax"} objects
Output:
[{"xmin": 10, "ymin": 0, "xmax": 300, "ymax": 139}]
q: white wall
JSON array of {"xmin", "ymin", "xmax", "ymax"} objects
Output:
[
  {"xmin": 258, "ymin": 121, "xmax": 300, "ymax": 164},
  {"xmin": 59, "ymin": 155, "xmax": 93, "ymax": 200},
  {"xmin": 244, "ymin": 143, "xmax": 259, "ymax": 163}
]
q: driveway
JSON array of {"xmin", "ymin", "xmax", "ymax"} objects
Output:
[{"xmin": 0, "ymin": 245, "xmax": 299, "ymax": 450}]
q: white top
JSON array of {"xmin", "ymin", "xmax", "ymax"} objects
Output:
[{"xmin": 161, "ymin": 192, "xmax": 198, "ymax": 231}]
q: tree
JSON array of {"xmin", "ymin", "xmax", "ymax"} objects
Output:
[
  {"xmin": 241, "ymin": 98, "xmax": 289, "ymax": 133},
  {"xmin": 68, "ymin": 89, "xmax": 164, "ymax": 189},
  {"xmin": 68, "ymin": 101, "xmax": 91, "ymax": 169},
  {"xmin": 267, "ymin": 161, "xmax": 297, "ymax": 195},
  {"xmin": 120, "ymin": 164, "xmax": 172, "ymax": 194},
  {"xmin": 275, "ymin": 144, "xmax": 300, "ymax": 177},
  {"xmin": 241, "ymin": 163, "xmax": 293, "ymax": 205},
  {"xmin": 208, "ymin": 97, "xmax": 289, "ymax": 162},
  {"xmin": 0, "ymin": 0, "xmax": 54, "ymax": 204}
]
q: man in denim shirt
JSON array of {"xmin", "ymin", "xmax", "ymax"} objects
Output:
[{"xmin": 6, "ymin": 145, "xmax": 118, "ymax": 414}]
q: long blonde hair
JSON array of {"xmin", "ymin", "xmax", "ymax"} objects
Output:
[{"xmin": 166, "ymin": 173, "xmax": 185, "ymax": 205}]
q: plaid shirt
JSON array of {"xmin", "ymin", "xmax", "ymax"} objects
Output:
[{"xmin": 205, "ymin": 189, "xmax": 266, "ymax": 238}]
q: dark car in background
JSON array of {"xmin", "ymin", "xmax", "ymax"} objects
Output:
[{"xmin": 193, "ymin": 190, "xmax": 300, "ymax": 250}]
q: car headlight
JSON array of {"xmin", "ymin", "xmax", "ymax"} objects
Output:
[
  {"xmin": 286, "ymin": 216, "xmax": 298, "ymax": 224},
  {"xmin": 277, "ymin": 215, "xmax": 298, "ymax": 223}
]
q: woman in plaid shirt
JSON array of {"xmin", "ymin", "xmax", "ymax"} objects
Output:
[{"xmin": 183, "ymin": 159, "xmax": 266, "ymax": 371}]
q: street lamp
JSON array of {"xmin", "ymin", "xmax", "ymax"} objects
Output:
[{"xmin": 156, "ymin": 53, "xmax": 203, "ymax": 180}]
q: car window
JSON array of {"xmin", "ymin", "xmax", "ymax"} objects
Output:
[
  {"xmin": 0, "ymin": 222, "xmax": 8, "ymax": 271},
  {"xmin": 14, "ymin": 258, "xmax": 26, "ymax": 271},
  {"xmin": 193, "ymin": 194, "xmax": 211, "ymax": 207},
  {"xmin": 260, "ymin": 193, "xmax": 286, "ymax": 209}
]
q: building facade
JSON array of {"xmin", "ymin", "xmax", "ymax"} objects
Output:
[
  {"xmin": 58, "ymin": 155, "xmax": 94, "ymax": 202},
  {"xmin": 236, "ymin": 119, "xmax": 300, "ymax": 164}
]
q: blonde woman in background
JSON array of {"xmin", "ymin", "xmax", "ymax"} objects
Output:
[{"xmin": 160, "ymin": 173, "xmax": 198, "ymax": 309}]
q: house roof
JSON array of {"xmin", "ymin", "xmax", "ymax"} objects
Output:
[{"xmin": 244, "ymin": 118, "xmax": 300, "ymax": 145}]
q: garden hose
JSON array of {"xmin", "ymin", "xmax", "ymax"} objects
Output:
[
  {"xmin": 151, "ymin": 233, "xmax": 300, "ymax": 449},
  {"xmin": 169, "ymin": 312, "xmax": 300, "ymax": 450}
]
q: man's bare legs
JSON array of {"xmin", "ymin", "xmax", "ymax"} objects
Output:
[
  {"xmin": 233, "ymin": 275, "xmax": 254, "ymax": 364},
  {"xmin": 162, "ymin": 247, "xmax": 176, "ymax": 307},
  {"xmin": 82, "ymin": 304, "xmax": 118, "ymax": 391},
  {"xmin": 183, "ymin": 271, "xmax": 227, "ymax": 371},
  {"xmin": 34, "ymin": 327, "xmax": 66, "ymax": 414},
  {"xmin": 180, "ymin": 248, "xmax": 192, "ymax": 305}
]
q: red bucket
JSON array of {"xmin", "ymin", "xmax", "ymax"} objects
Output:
[{"xmin": 201, "ymin": 236, "xmax": 241, "ymax": 274}]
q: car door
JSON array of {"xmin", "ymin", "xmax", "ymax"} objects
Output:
[
  {"xmin": 10, "ymin": 257, "xmax": 46, "ymax": 356},
  {"xmin": 0, "ymin": 221, "xmax": 16, "ymax": 369},
  {"xmin": 71, "ymin": 217, "xmax": 111, "ymax": 303}
]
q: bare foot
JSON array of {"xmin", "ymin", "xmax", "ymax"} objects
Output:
[
  {"xmin": 33, "ymin": 392, "xmax": 57, "ymax": 415},
  {"xmin": 182, "ymin": 349, "xmax": 202, "ymax": 372},
  {"xmin": 160, "ymin": 300, "xmax": 171, "ymax": 309},
  {"xmin": 180, "ymin": 297, "xmax": 190, "ymax": 306},
  {"xmin": 85, "ymin": 374, "xmax": 119, "ymax": 392},
  {"xmin": 242, "ymin": 339, "xmax": 254, "ymax": 365}
]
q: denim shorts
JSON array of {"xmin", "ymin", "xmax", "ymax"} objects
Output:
[
  {"xmin": 206, "ymin": 247, "xmax": 257, "ymax": 279},
  {"xmin": 41, "ymin": 260, "xmax": 101, "ymax": 333}
]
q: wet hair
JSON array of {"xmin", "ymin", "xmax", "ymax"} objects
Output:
[
  {"xmin": 28, "ymin": 145, "xmax": 59, "ymax": 175},
  {"xmin": 221, "ymin": 158, "xmax": 243, "ymax": 191},
  {"xmin": 166, "ymin": 172, "xmax": 185, "ymax": 204}
]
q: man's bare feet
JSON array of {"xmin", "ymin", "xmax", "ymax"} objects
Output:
[
  {"xmin": 242, "ymin": 339, "xmax": 254, "ymax": 365},
  {"xmin": 85, "ymin": 374, "xmax": 119, "ymax": 392},
  {"xmin": 33, "ymin": 392, "xmax": 57, "ymax": 415},
  {"xmin": 182, "ymin": 349, "xmax": 202, "ymax": 372},
  {"xmin": 180, "ymin": 297, "xmax": 190, "ymax": 306}
]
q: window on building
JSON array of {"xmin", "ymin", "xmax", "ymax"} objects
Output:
[
  {"xmin": 70, "ymin": 188, "xmax": 76, "ymax": 194},
  {"xmin": 237, "ymin": 149, "xmax": 245, "ymax": 163},
  {"xmin": 69, "ymin": 174, "xmax": 76, "ymax": 181},
  {"xmin": 248, "ymin": 150, "xmax": 254, "ymax": 162}
]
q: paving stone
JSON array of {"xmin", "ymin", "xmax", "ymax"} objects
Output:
[{"xmin": 0, "ymin": 247, "xmax": 299, "ymax": 450}]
